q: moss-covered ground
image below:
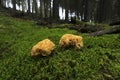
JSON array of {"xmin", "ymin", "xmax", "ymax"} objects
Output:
[{"xmin": 0, "ymin": 13, "xmax": 120, "ymax": 80}]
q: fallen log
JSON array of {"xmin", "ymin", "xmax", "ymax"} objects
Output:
[
  {"xmin": 90, "ymin": 25, "xmax": 120, "ymax": 36},
  {"xmin": 109, "ymin": 21, "xmax": 120, "ymax": 26}
]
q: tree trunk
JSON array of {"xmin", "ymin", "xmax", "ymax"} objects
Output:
[
  {"xmin": 65, "ymin": 9, "xmax": 69, "ymax": 21},
  {"xmin": 40, "ymin": 0, "xmax": 45, "ymax": 18},
  {"xmin": 34, "ymin": 0, "xmax": 38, "ymax": 15},
  {"xmin": 84, "ymin": 0, "xmax": 89, "ymax": 22},
  {"xmin": 44, "ymin": 1, "xmax": 49, "ymax": 18},
  {"xmin": 65, "ymin": 0, "xmax": 69, "ymax": 21},
  {"xmin": 0, "ymin": 0, "xmax": 2, "ymax": 6},
  {"xmin": 95, "ymin": 0, "xmax": 113, "ymax": 23},
  {"xmin": 11, "ymin": 0, "xmax": 16, "ymax": 15},
  {"xmin": 49, "ymin": 0, "xmax": 52, "ymax": 18},
  {"xmin": 52, "ymin": 0, "xmax": 60, "ymax": 21},
  {"xmin": 22, "ymin": 0, "xmax": 25, "ymax": 12},
  {"xmin": 109, "ymin": 21, "xmax": 120, "ymax": 26},
  {"xmin": 12, "ymin": 0, "xmax": 16, "ymax": 10},
  {"xmin": 0, "ymin": 0, "xmax": 3, "ymax": 8},
  {"xmin": 115, "ymin": 0, "xmax": 120, "ymax": 20},
  {"xmin": 32, "ymin": 2, "xmax": 34, "ymax": 13},
  {"xmin": 95, "ymin": 0, "xmax": 104, "ymax": 23},
  {"xmin": 90, "ymin": 26, "xmax": 120, "ymax": 36},
  {"xmin": 27, "ymin": 0, "xmax": 31, "ymax": 14},
  {"xmin": 0, "ymin": 0, "xmax": 1, "ymax": 4}
]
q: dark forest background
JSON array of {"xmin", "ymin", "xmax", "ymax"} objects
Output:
[{"xmin": 0, "ymin": 0, "xmax": 120, "ymax": 23}]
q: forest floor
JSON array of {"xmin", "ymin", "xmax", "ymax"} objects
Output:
[{"xmin": 0, "ymin": 12, "xmax": 120, "ymax": 80}]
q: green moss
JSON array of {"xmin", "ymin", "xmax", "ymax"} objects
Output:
[{"xmin": 0, "ymin": 13, "xmax": 120, "ymax": 80}]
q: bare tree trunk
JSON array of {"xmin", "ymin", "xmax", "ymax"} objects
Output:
[
  {"xmin": 49, "ymin": 0, "xmax": 52, "ymax": 18},
  {"xmin": 34, "ymin": 0, "xmax": 38, "ymax": 15},
  {"xmin": 12, "ymin": 0, "xmax": 16, "ymax": 10},
  {"xmin": 22, "ymin": 0, "xmax": 26, "ymax": 12},
  {"xmin": 27, "ymin": 0, "xmax": 31, "ymax": 14},
  {"xmin": 0, "ymin": 0, "xmax": 3, "ymax": 9},
  {"xmin": 0, "ymin": 0, "xmax": 1, "ymax": 4},
  {"xmin": 65, "ymin": 9, "xmax": 68, "ymax": 21},
  {"xmin": 32, "ymin": 0, "xmax": 35, "ymax": 13},
  {"xmin": 0, "ymin": 0, "xmax": 2, "ymax": 6},
  {"xmin": 84, "ymin": 0, "xmax": 88, "ymax": 22},
  {"xmin": 52, "ymin": 0, "xmax": 60, "ymax": 21},
  {"xmin": 40, "ymin": 0, "xmax": 45, "ymax": 18},
  {"xmin": 11, "ymin": 0, "xmax": 16, "ymax": 16},
  {"xmin": 90, "ymin": 26, "xmax": 120, "ymax": 36},
  {"xmin": 64, "ymin": 0, "xmax": 68, "ymax": 21},
  {"xmin": 115, "ymin": 0, "xmax": 120, "ymax": 20},
  {"xmin": 44, "ymin": 1, "xmax": 48, "ymax": 18}
]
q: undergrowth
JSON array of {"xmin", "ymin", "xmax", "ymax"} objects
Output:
[{"xmin": 0, "ymin": 13, "xmax": 120, "ymax": 80}]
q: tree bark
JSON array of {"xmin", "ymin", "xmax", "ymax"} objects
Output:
[
  {"xmin": 12, "ymin": 0, "xmax": 16, "ymax": 11},
  {"xmin": 11, "ymin": 0, "xmax": 16, "ymax": 16},
  {"xmin": 90, "ymin": 26, "xmax": 120, "ymax": 36},
  {"xmin": 40, "ymin": 0, "xmax": 45, "ymax": 18},
  {"xmin": 0, "ymin": 0, "xmax": 3, "ymax": 8},
  {"xmin": 52, "ymin": 0, "xmax": 60, "ymax": 21},
  {"xmin": 109, "ymin": 21, "xmax": 120, "ymax": 26},
  {"xmin": 0, "ymin": 0, "xmax": 2, "ymax": 6},
  {"xmin": 27, "ymin": 0, "xmax": 31, "ymax": 14},
  {"xmin": 65, "ymin": 0, "xmax": 69, "ymax": 21},
  {"xmin": 22, "ymin": 0, "xmax": 26, "ymax": 12}
]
